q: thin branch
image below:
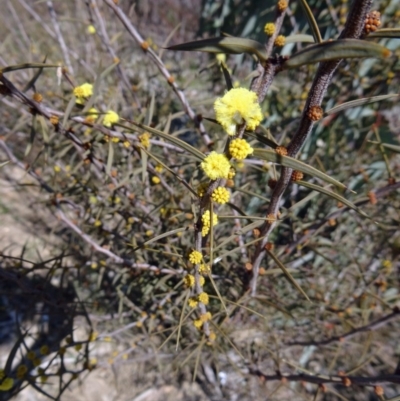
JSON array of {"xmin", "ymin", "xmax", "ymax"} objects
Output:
[
  {"xmin": 249, "ymin": 0, "xmax": 374, "ymax": 295},
  {"xmin": 285, "ymin": 308, "xmax": 400, "ymax": 347},
  {"xmin": 250, "ymin": 368, "xmax": 400, "ymax": 386},
  {"xmin": 102, "ymin": 0, "xmax": 212, "ymax": 146},
  {"xmin": 46, "ymin": 1, "xmax": 74, "ymax": 74}
]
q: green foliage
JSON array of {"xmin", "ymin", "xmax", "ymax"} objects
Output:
[{"xmin": 0, "ymin": 1, "xmax": 399, "ymax": 400}]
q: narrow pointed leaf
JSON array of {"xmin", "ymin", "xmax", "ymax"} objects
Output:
[
  {"xmin": 140, "ymin": 148, "xmax": 147, "ymax": 183},
  {"xmin": 246, "ymin": 130, "xmax": 279, "ymax": 148},
  {"xmin": 62, "ymin": 96, "xmax": 76, "ymax": 128},
  {"xmin": 285, "ymin": 34, "xmax": 315, "ymax": 44},
  {"xmin": 83, "ymin": 61, "xmax": 119, "ymax": 113},
  {"xmin": 325, "ymin": 94, "xmax": 399, "ymax": 115},
  {"xmin": 266, "ymin": 249, "xmax": 310, "ymax": 301},
  {"xmin": 25, "ymin": 115, "xmax": 36, "ymax": 157},
  {"xmin": 168, "ymin": 37, "xmax": 267, "ymax": 61},
  {"xmin": 106, "ymin": 140, "xmax": 114, "ymax": 175},
  {"xmin": 367, "ymin": 28, "xmax": 400, "ymax": 38},
  {"xmin": 297, "ymin": 180, "xmax": 371, "ymax": 220},
  {"xmin": 123, "ymin": 121, "xmax": 205, "ymax": 161},
  {"xmin": 23, "ymin": 56, "xmax": 48, "ymax": 92},
  {"xmin": 1, "ymin": 62, "xmax": 58, "ymax": 73},
  {"xmin": 284, "ymin": 39, "xmax": 391, "ymax": 69},
  {"xmin": 220, "ymin": 61, "xmax": 233, "ymax": 90},
  {"xmin": 253, "ymin": 149, "xmax": 349, "ymax": 190},
  {"xmin": 0, "ymin": 160, "xmax": 9, "ymax": 168},
  {"xmin": 368, "ymin": 141, "xmax": 400, "ymax": 153},
  {"xmin": 132, "ymin": 227, "xmax": 188, "ymax": 251},
  {"xmin": 299, "ymin": 0, "xmax": 322, "ymax": 43}
]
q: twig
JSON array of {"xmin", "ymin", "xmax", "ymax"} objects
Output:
[
  {"xmin": 86, "ymin": 0, "xmax": 142, "ymax": 109},
  {"xmin": 102, "ymin": 0, "xmax": 212, "ymax": 146},
  {"xmin": 46, "ymin": 1, "xmax": 74, "ymax": 74},
  {"xmin": 55, "ymin": 206, "xmax": 178, "ymax": 275},
  {"xmin": 249, "ymin": 0, "xmax": 374, "ymax": 295},
  {"xmin": 249, "ymin": 368, "xmax": 400, "ymax": 386},
  {"xmin": 17, "ymin": 0, "xmax": 95, "ymax": 76},
  {"xmin": 285, "ymin": 308, "xmax": 400, "ymax": 346}
]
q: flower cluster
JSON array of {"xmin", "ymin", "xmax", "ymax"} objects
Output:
[
  {"xmin": 199, "ymin": 264, "xmax": 211, "ymax": 275},
  {"xmin": 188, "ymin": 297, "xmax": 198, "ymax": 308},
  {"xmin": 264, "ymin": 23, "xmax": 276, "ymax": 36},
  {"xmin": 87, "ymin": 25, "xmax": 96, "ymax": 34},
  {"xmin": 277, "ymin": 0, "xmax": 288, "ymax": 12},
  {"xmin": 201, "ymin": 152, "xmax": 231, "ymax": 180},
  {"xmin": 184, "ymin": 274, "xmax": 195, "ymax": 287},
  {"xmin": 211, "ymin": 186, "xmax": 230, "ymax": 204},
  {"xmin": 198, "ymin": 292, "xmax": 209, "ymax": 305},
  {"xmin": 274, "ymin": 35, "xmax": 286, "ymax": 47},
  {"xmin": 73, "ymin": 83, "xmax": 93, "ymax": 105},
  {"xmin": 188, "ymin": 250, "xmax": 202, "ymax": 264},
  {"xmin": 229, "ymin": 138, "xmax": 254, "ymax": 160},
  {"xmin": 103, "ymin": 110, "xmax": 119, "ymax": 127},
  {"xmin": 85, "ymin": 108, "xmax": 98, "ymax": 124},
  {"xmin": 197, "ymin": 182, "xmax": 209, "ymax": 197},
  {"xmin": 201, "ymin": 210, "xmax": 218, "ymax": 237},
  {"xmin": 139, "ymin": 132, "xmax": 150, "ymax": 148},
  {"xmin": 214, "ymin": 88, "xmax": 263, "ymax": 136}
]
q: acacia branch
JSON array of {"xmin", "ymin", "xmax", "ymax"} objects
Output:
[
  {"xmin": 249, "ymin": 368, "xmax": 400, "ymax": 386},
  {"xmin": 102, "ymin": 0, "xmax": 212, "ymax": 146},
  {"xmin": 250, "ymin": 0, "xmax": 374, "ymax": 295},
  {"xmin": 285, "ymin": 308, "xmax": 400, "ymax": 347}
]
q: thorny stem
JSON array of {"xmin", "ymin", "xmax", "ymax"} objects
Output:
[
  {"xmin": 250, "ymin": 0, "xmax": 374, "ymax": 295},
  {"xmin": 249, "ymin": 370, "xmax": 400, "ymax": 386},
  {"xmin": 285, "ymin": 307, "xmax": 400, "ymax": 347},
  {"xmin": 0, "ymin": 138, "xmax": 177, "ymax": 276},
  {"xmin": 47, "ymin": 1, "xmax": 74, "ymax": 75},
  {"xmin": 86, "ymin": 0, "xmax": 142, "ymax": 109},
  {"xmin": 102, "ymin": 0, "xmax": 212, "ymax": 146},
  {"xmin": 251, "ymin": 2, "xmax": 288, "ymax": 103}
]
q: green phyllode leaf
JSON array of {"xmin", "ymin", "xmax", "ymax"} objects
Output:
[
  {"xmin": 168, "ymin": 36, "xmax": 268, "ymax": 61},
  {"xmin": 253, "ymin": 149, "xmax": 349, "ymax": 190},
  {"xmin": 284, "ymin": 39, "xmax": 391, "ymax": 69}
]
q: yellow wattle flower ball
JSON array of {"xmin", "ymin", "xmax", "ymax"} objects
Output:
[
  {"xmin": 264, "ymin": 22, "xmax": 276, "ymax": 36},
  {"xmin": 87, "ymin": 25, "xmax": 96, "ymax": 34},
  {"xmin": 214, "ymin": 88, "xmax": 263, "ymax": 136},
  {"xmin": 198, "ymin": 292, "xmax": 209, "ymax": 305},
  {"xmin": 197, "ymin": 182, "xmax": 209, "ymax": 197},
  {"xmin": 103, "ymin": 110, "xmax": 120, "ymax": 127},
  {"xmin": 139, "ymin": 132, "xmax": 151, "ymax": 148},
  {"xmin": 199, "ymin": 264, "xmax": 211, "ymax": 275},
  {"xmin": 188, "ymin": 250, "xmax": 202, "ymax": 264},
  {"xmin": 73, "ymin": 83, "xmax": 93, "ymax": 98},
  {"xmin": 201, "ymin": 152, "xmax": 231, "ymax": 180},
  {"xmin": 277, "ymin": 0, "xmax": 288, "ymax": 11},
  {"xmin": 229, "ymin": 138, "xmax": 254, "ymax": 160},
  {"xmin": 201, "ymin": 210, "xmax": 218, "ymax": 237},
  {"xmin": 184, "ymin": 274, "xmax": 195, "ymax": 287},
  {"xmin": 274, "ymin": 35, "xmax": 286, "ymax": 47},
  {"xmin": 200, "ymin": 312, "xmax": 212, "ymax": 322},
  {"xmin": 85, "ymin": 108, "xmax": 98, "ymax": 124},
  {"xmin": 188, "ymin": 297, "xmax": 198, "ymax": 308},
  {"xmin": 211, "ymin": 187, "xmax": 230, "ymax": 204},
  {"xmin": 193, "ymin": 319, "xmax": 203, "ymax": 329}
]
